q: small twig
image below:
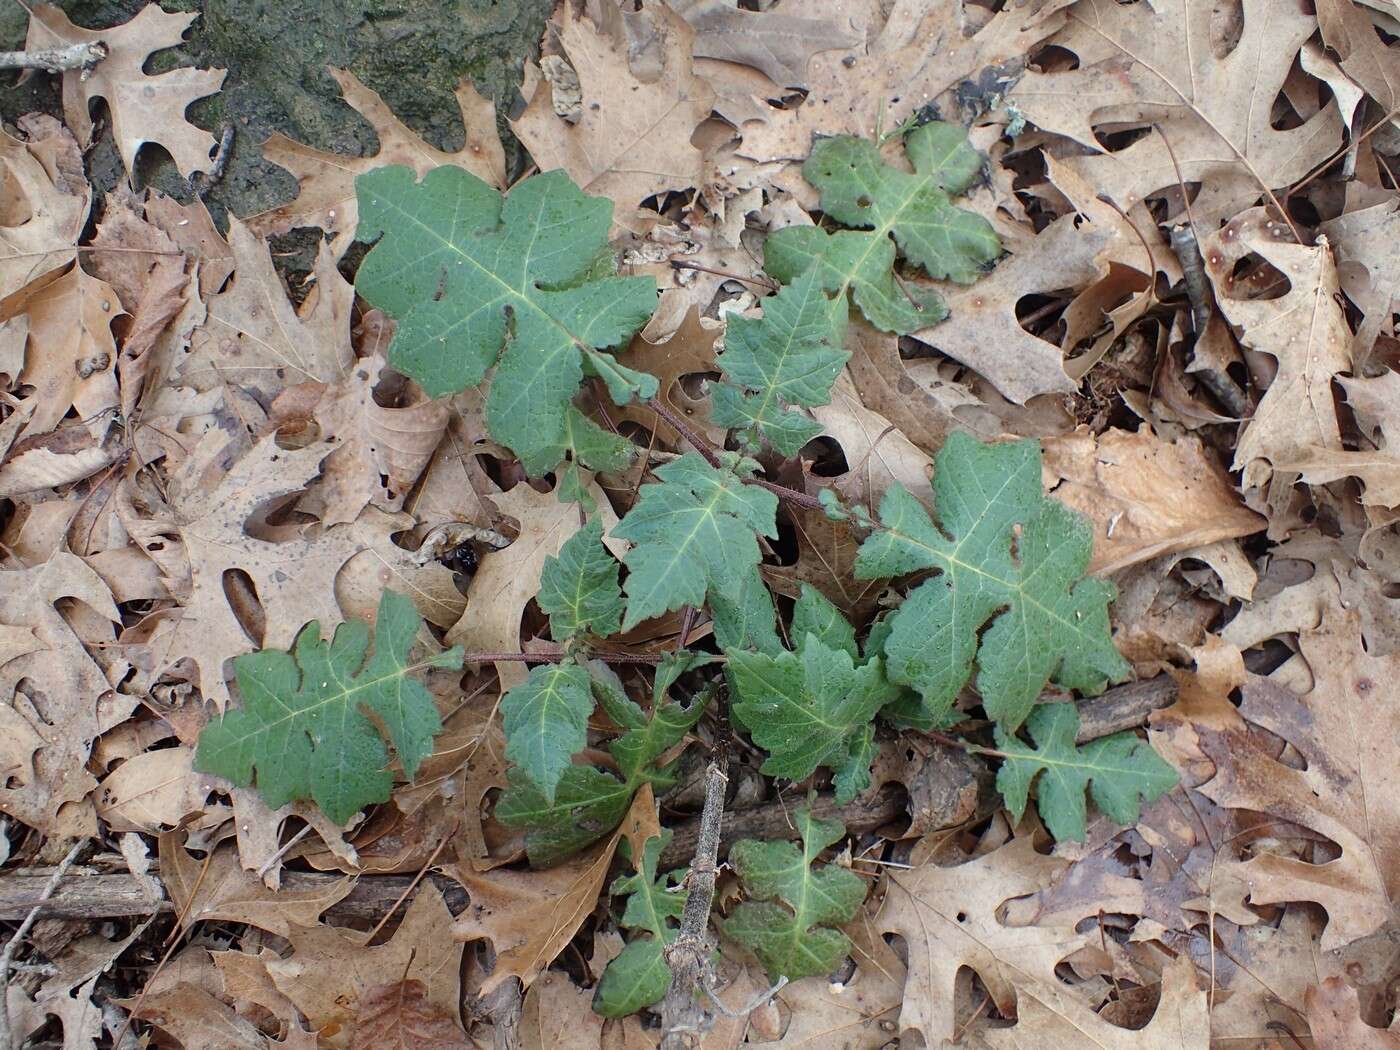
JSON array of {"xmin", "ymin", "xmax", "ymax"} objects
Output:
[
  {"xmin": 0, "ymin": 840, "xmax": 86, "ymax": 1050},
  {"xmin": 365, "ymin": 825, "xmax": 457, "ymax": 943},
  {"xmin": 1169, "ymin": 224, "xmax": 1212, "ymax": 338},
  {"xmin": 703, "ymin": 972, "xmax": 787, "ymax": 1018},
  {"xmin": 670, "ymin": 259, "xmax": 777, "ymax": 291},
  {"xmin": 660, "ymin": 758, "xmax": 728, "ymax": 1049},
  {"xmin": 190, "ymin": 125, "xmax": 235, "ymax": 196},
  {"xmin": 0, "ymin": 40, "xmax": 107, "ymax": 75},
  {"xmin": 463, "ymin": 649, "xmax": 668, "ymax": 666}
]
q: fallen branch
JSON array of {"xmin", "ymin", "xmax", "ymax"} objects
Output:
[
  {"xmin": 660, "ymin": 757, "xmax": 727, "ymax": 1049},
  {"xmin": 0, "ymin": 41, "xmax": 107, "ymax": 75}
]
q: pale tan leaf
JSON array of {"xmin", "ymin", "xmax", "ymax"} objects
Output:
[
  {"xmin": 1320, "ymin": 195, "xmax": 1400, "ymax": 365},
  {"xmin": 511, "ymin": 1, "xmax": 715, "ymax": 233},
  {"xmin": 1203, "ymin": 209, "xmax": 1353, "ymax": 492},
  {"xmin": 1306, "ymin": 977, "xmax": 1400, "ymax": 1049},
  {"xmin": 95, "ymin": 746, "xmax": 221, "ymax": 834},
  {"xmin": 0, "ymin": 121, "xmax": 88, "ymax": 303},
  {"xmin": 182, "ymin": 217, "xmax": 354, "ymax": 400},
  {"xmin": 984, "ymin": 952, "xmax": 1209, "ymax": 1049},
  {"xmin": 1042, "ymin": 426, "xmax": 1265, "ymax": 574},
  {"xmin": 26, "ymin": 3, "xmax": 226, "ymax": 178},
  {"xmin": 672, "ymin": 0, "xmax": 861, "ymax": 87},
  {"xmin": 3, "ymin": 265, "xmax": 122, "ymax": 437},
  {"xmin": 159, "ymin": 831, "xmax": 354, "ymax": 938},
  {"xmin": 250, "ymin": 69, "xmax": 506, "ymax": 258},
  {"xmin": 1010, "ymin": 0, "xmax": 1344, "ymax": 226}
]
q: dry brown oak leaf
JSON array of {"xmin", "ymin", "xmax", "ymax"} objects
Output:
[
  {"xmin": 250, "ymin": 69, "xmax": 506, "ymax": 259},
  {"xmin": 181, "ymin": 217, "xmax": 354, "ymax": 401},
  {"xmin": 0, "ymin": 118, "xmax": 89, "ymax": 303},
  {"xmin": 1321, "ymin": 195, "xmax": 1400, "ymax": 367},
  {"xmin": 877, "ymin": 833, "xmax": 1090, "ymax": 1045},
  {"xmin": 352, "ymin": 980, "xmax": 470, "ymax": 1050},
  {"xmin": 1199, "ymin": 209, "xmax": 1353, "ymax": 494},
  {"xmin": 916, "ymin": 212, "xmax": 1107, "ymax": 404},
  {"xmin": 25, "ymin": 3, "xmax": 226, "ymax": 179},
  {"xmin": 152, "ymin": 435, "xmax": 458, "ymax": 709},
  {"xmin": 1009, "ymin": 0, "xmax": 1343, "ymax": 227},
  {"xmin": 512, "ymin": 0, "xmax": 715, "ymax": 234},
  {"xmin": 671, "ymin": 0, "xmax": 861, "ymax": 87},
  {"xmin": 984, "ymin": 952, "xmax": 1209, "ymax": 1048},
  {"xmin": 736, "ymin": 0, "xmax": 1071, "ymax": 164},
  {"xmin": 1306, "ymin": 977, "xmax": 1400, "ymax": 1050},
  {"xmin": 266, "ymin": 886, "xmax": 464, "ymax": 1050},
  {"xmin": 287, "ymin": 351, "xmax": 450, "ymax": 527},
  {"xmin": 1042, "ymin": 425, "xmax": 1265, "ymax": 575},
  {"xmin": 1317, "ymin": 0, "xmax": 1400, "ymax": 115},
  {"xmin": 1198, "ymin": 589, "xmax": 1400, "ymax": 951},
  {"xmin": 1, "ymin": 264, "xmax": 122, "ymax": 438},
  {"xmin": 0, "ymin": 553, "xmax": 136, "ymax": 835}
]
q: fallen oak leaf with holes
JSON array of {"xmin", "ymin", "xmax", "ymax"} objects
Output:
[
  {"xmin": 0, "ymin": 119, "xmax": 89, "ymax": 303},
  {"xmin": 24, "ymin": 3, "xmax": 226, "ymax": 179},
  {"xmin": 250, "ymin": 68, "xmax": 506, "ymax": 259},
  {"xmin": 1009, "ymin": 0, "xmax": 1343, "ymax": 227}
]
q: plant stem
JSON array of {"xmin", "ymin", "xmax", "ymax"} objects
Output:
[
  {"xmin": 661, "ymin": 757, "xmax": 727, "ymax": 1049},
  {"xmin": 464, "ymin": 649, "xmax": 667, "ymax": 666},
  {"xmin": 643, "ymin": 397, "xmax": 828, "ymax": 513},
  {"xmin": 669, "ymin": 259, "xmax": 778, "ymax": 291}
]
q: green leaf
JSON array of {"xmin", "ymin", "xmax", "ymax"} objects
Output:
[
  {"xmin": 790, "ymin": 584, "xmax": 859, "ymax": 661},
  {"xmin": 594, "ymin": 831, "xmax": 686, "ymax": 1017},
  {"xmin": 500, "ymin": 663, "xmax": 593, "ymax": 804},
  {"xmin": 538, "ymin": 519, "xmax": 624, "ymax": 642},
  {"xmin": 712, "ymin": 268, "xmax": 849, "ymax": 455},
  {"xmin": 612, "ymin": 453, "xmax": 778, "ymax": 630},
  {"xmin": 994, "ymin": 703, "xmax": 1179, "ymax": 841},
  {"xmin": 729, "ymin": 637, "xmax": 899, "ymax": 804},
  {"xmin": 709, "ymin": 568, "xmax": 782, "ymax": 655},
  {"xmin": 354, "ymin": 165, "xmax": 656, "ymax": 475},
  {"xmin": 855, "ymin": 433, "xmax": 1131, "ymax": 731},
  {"xmin": 497, "ymin": 658, "xmax": 712, "ymax": 865},
  {"xmin": 194, "ymin": 591, "xmax": 463, "ymax": 826},
  {"xmin": 721, "ymin": 805, "xmax": 866, "ymax": 980},
  {"xmin": 765, "ymin": 122, "xmax": 1000, "ymax": 334},
  {"xmin": 494, "ymin": 764, "xmax": 637, "ymax": 866}
]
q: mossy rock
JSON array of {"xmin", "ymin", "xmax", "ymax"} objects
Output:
[{"xmin": 1, "ymin": 0, "xmax": 551, "ymax": 225}]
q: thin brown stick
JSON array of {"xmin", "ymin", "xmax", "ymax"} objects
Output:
[
  {"xmin": 463, "ymin": 649, "xmax": 667, "ymax": 666},
  {"xmin": 0, "ymin": 840, "xmax": 85, "ymax": 1050},
  {"xmin": 365, "ymin": 823, "xmax": 457, "ymax": 943},
  {"xmin": 661, "ymin": 758, "xmax": 728, "ymax": 1049},
  {"xmin": 0, "ymin": 40, "xmax": 106, "ymax": 74},
  {"xmin": 669, "ymin": 259, "xmax": 777, "ymax": 291}
]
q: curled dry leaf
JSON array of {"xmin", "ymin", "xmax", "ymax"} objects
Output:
[
  {"xmin": 512, "ymin": 0, "xmax": 715, "ymax": 232},
  {"xmin": 251, "ymin": 68, "xmax": 506, "ymax": 258},
  {"xmin": 25, "ymin": 3, "xmax": 226, "ymax": 178},
  {"xmin": 1203, "ymin": 209, "xmax": 1353, "ymax": 493},
  {"xmin": 1042, "ymin": 425, "xmax": 1265, "ymax": 575}
]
